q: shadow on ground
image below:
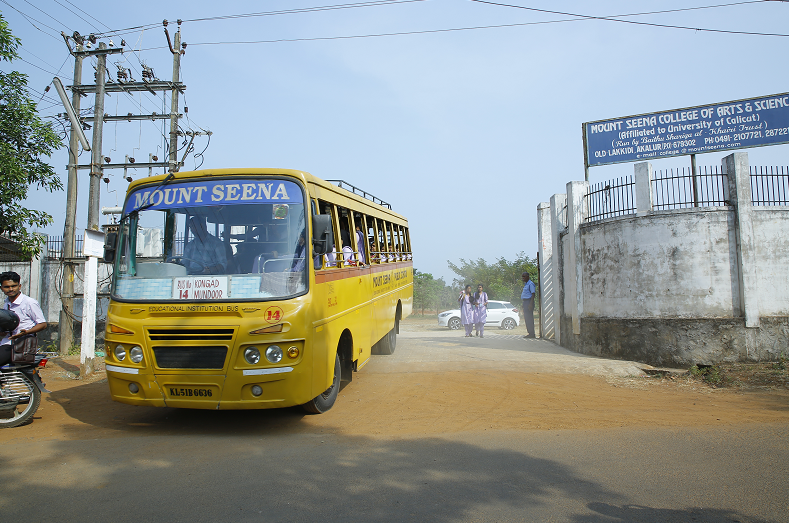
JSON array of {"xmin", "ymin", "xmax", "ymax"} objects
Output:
[{"xmin": 0, "ymin": 434, "xmax": 774, "ymax": 523}]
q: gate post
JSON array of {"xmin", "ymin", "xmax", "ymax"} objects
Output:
[
  {"xmin": 724, "ymin": 152, "xmax": 759, "ymax": 328},
  {"xmin": 567, "ymin": 181, "xmax": 589, "ymax": 336},
  {"xmin": 549, "ymin": 193, "xmax": 567, "ymax": 344},
  {"xmin": 537, "ymin": 202, "xmax": 553, "ymax": 340}
]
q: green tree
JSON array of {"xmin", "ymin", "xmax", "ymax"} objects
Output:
[
  {"xmin": 447, "ymin": 251, "xmax": 539, "ymax": 308},
  {"xmin": 0, "ymin": 14, "xmax": 63, "ymax": 258},
  {"xmin": 413, "ymin": 269, "xmax": 449, "ymax": 315}
]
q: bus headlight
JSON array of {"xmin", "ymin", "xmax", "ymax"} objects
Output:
[
  {"xmin": 244, "ymin": 347, "xmax": 261, "ymax": 364},
  {"xmin": 130, "ymin": 346, "xmax": 143, "ymax": 363},
  {"xmin": 114, "ymin": 344, "xmax": 126, "ymax": 361},
  {"xmin": 266, "ymin": 345, "xmax": 283, "ymax": 363}
]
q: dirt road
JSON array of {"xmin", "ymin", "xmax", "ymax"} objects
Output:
[{"xmin": 2, "ymin": 317, "xmax": 787, "ymax": 442}]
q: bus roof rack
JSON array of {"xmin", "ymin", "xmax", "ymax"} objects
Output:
[{"xmin": 325, "ymin": 180, "xmax": 392, "ymax": 209}]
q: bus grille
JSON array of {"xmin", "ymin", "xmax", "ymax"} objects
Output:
[
  {"xmin": 148, "ymin": 329, "xmax": 234, "ymax": 341},
  {"xmin": 153, "ymin": 346, "xmax": 228, "ymax": 369}
]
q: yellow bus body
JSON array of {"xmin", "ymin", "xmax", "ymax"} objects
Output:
[{"xmin": 104, "ymin": 168, "xmax": 412, "ymax": 410}]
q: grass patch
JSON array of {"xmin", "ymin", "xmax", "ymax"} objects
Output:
[{"xmin": 689, "ymin": 364, "xmax": 725, "ymax": 386}]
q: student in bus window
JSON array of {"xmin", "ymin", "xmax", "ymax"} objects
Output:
[
  {"xmin": 340, "ymin": 229, "xmax": 356, "ymax": 266},
  {"xmin": 355, "ymin": 223, "xmax": 366, "ymax": 263}
]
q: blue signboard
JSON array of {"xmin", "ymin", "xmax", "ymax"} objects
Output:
[
  {"xmin": 584, "ymin": 93, "xmax": 789, "ymax": 167},
  {"xmin": 123, "ymin": 178, "xmax": 303, "ymax": 215}
]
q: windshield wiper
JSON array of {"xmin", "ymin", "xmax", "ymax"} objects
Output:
[{"xmin": 130, "ymin": 172, "xmax": 176, "ymax": 215}]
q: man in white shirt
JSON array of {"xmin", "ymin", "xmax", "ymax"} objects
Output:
[{"xmin": 0, "ymin": 271, "xmax": 47, "ymax": 366}]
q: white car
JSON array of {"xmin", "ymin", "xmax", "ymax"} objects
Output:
[{"xmin": 438, "ymin": 300, "xmax": 520, "ymax": 330}]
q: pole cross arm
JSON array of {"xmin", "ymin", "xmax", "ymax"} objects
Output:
[
  {"xmin": 73, "ymin": 47, "xmax": 125, "ymax": 57},
  {"xmin": 69, "ymin": 81, "xmax": 186, "ymax": 94},
  {"xmin": 101, "ymin": 113, "xmax": 181, "ymax": 122},
  {"xmin": 76, "ymin": 161, "xmax": 180, "ymax": 170}
]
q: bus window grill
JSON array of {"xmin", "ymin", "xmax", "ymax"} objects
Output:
[{"xmin": 325, "ymin": 180, "xmax": 392, "ymax": 209}]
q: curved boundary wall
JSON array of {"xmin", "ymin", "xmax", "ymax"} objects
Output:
[{"xmin": 537, "ymin": 152, "xmax": 789, "ymax": 367}]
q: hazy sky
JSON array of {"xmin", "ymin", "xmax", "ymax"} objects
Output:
[{"xmin": 4, "ymin": 0, "xmax": 789, "ymax": 283}]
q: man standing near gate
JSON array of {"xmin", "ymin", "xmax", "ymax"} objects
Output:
[{"xmin": 521, "ymin": 272, "xmax": 536, "ymax": 339}]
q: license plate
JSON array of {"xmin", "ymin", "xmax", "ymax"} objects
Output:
[{"xmin": 167, "ymin": 387, "xmax": 215, "ymax": 398}]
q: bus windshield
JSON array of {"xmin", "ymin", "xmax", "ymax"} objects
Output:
[{"xmin": 112, "ymin": 177, "xmax": 308, "ymax": 302}]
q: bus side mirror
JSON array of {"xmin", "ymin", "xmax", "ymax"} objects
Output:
[
  {"xmin": 311, "ymin": 214, "xmax": 333, "ymax": 256},
  {"xmin": 104, "ymin": 232, "xmax": 117, "ymax": 263}
]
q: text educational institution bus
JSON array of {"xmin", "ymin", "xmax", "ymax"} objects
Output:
[{"xmin": 103, "ymin": 168, "xmax": 412, "ymax": 413}]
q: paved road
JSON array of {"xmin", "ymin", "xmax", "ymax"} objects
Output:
[
  {"xmin": 1, "ymin": 329, "xmax": 787, "ymax": 522},
  {"xmin": 384, "ymin": 326, "xmax": 649, "ymax": 376}
]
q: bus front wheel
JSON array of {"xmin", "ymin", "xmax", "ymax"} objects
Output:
[{"xmin": 302, "ymin": 353, "xmax": 340, "ymax": 414}]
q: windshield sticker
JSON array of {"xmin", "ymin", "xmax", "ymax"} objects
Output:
[
  {"xmin": 273, "ymin": 204, "xmax": 289, "ymax": 220},
  {"xmin": 124, "ymin": 179, "xmax": 301, "ymax": 215}
]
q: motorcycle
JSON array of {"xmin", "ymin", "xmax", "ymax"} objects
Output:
[
  {"xmin": 0, "ymin": 354, "xmax": 51, "ymax": 428},
  {"xmin": 0, "ymin": 308, "xmax": 51, "ymax": 428}
]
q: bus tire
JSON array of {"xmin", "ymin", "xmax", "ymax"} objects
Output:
[
  {"xmin": 302, "ymin": 353, "xmax": 341, "ymax": 414},
  {"xmin": 376, "ymin": 327, "xmax": 397, "ymax": 356}
]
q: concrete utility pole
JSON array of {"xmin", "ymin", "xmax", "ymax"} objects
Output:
[
  {"xmin": 88, "ymin": 42, "xmax": 108, "ymax": 231},
  {"xmin": 169, "ymin": 24, "xmax": 182, "ymax": 172},
  {"xmin": 59, "ymin": 53, "xmax": 83, "ymax": 356},
  {"xmin": 58, "ymin": 27, "xmax": 199, "ymax": 369}
]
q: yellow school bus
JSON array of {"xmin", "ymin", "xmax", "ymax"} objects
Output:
[{"xmin": 103, "ymin": 168, "xmax": 412, "ymax": 413}]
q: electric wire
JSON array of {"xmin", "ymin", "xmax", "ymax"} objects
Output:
[
  {"xmin": 51, "ymin": 0, "xmax": 102, "ymax": 34},
  {"xmin": 470, "ymin": 0, "xmax": 789, "ymax": 38},
  {"xmin": 21, "ymin": 0, "xmax": 67, "ymax": 31},
  {"xmin": 87, "ymin": 0, "xmax": 425, "ymax": 38},
  {"xmin": 0, "ymin": 0, "xmax": 63, "ymax": 42}
]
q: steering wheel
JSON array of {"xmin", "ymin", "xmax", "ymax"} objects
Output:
[{"xmin": 170, "ymin": 257, "xmax": 206, "ymax": 274}]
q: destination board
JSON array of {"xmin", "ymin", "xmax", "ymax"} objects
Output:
[{"xmin": 584, "ymin": 93, "xmax": 789, "ymax": 167}]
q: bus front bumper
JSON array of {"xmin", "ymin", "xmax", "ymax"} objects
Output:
[{"xmin": 105, "ymin": 365, "xmax": 312, "ymax": 410}]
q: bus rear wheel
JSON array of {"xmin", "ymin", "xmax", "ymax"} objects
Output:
[
  {"xmin": 376, "ymin": 326, "xmax": 397, "ymax": 355},
  {"xmin": 302, "ymin": 353, "xmax": 340, "ymax": 414}
]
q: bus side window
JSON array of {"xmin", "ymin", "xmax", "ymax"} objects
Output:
[
  {"xmin": 367, "ymin": 218, "xmax": 378, "ymax": 264},
  {"xmin": 336, "ymin": 206, "xmax": 355, "ymax": 267},
  {"xmin": 381, "ymin": 221, "xmax": 391, "ymax": 263},
  {"xmin": 376, "ymin": 219, "xmax": 387, "ymax": 263},
  {"xmin": 312, "ymin": 200, "xmax": 322, "ymax": 270},
  {"xmin": 354, "ymin": 213, "xmax": 367, "ymax": 265},
  {"xmin": 317, "ymin": 200, "xmax": 339, "ymax": 269}
]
